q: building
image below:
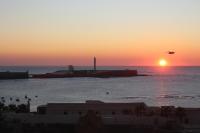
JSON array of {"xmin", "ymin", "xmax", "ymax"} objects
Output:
[{"xmin": 37, "ymin": 100, "xmax": 146, "ymax": 116}]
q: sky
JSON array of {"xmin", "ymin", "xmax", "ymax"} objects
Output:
[{"xmin": 0, "ymin": 0, "xmax": 200, "ymax": 66}]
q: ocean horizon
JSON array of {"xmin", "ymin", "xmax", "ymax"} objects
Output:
[{"xmin": 0, "ymin": 66, "xmax": 200, "ymax": 111}]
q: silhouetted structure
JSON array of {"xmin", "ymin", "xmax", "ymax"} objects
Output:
[
  {"xmin": 68, "ymin": 65, "xmax": 74, "ymax": 72},
  {"xmin": 31, "ymin": 57, "xmax": 149, "ymax": 78},
  {"xmin": 0, "ymin": 71, "xmax": 29, "ymax": 79},
  {"xmin": 37, "ymin": 100, "xmax": 146, "ymax": 115},
  {"xmin": 32, "ymin": 69, "xmax": 139, "ymax": 78},
  {"xmin": 94, "ymin": 57, "xmax": 96, "ymax": 71},
  {"xmin": 3, "ymin": 101, "xmax": 200, "ymax": 133}
]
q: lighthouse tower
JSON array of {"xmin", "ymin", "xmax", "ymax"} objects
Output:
[{"xmin": 94, "ymin": 57, "xmax": 96, "ymax": 71}]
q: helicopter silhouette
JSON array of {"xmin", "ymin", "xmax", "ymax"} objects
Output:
[{"xmin": 167, "ymin": 51, "xmax": 175, "ymax": 55}]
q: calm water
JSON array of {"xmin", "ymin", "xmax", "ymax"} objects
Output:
[{"xmin": 0, "ymin": 66, "xmax": 200, "ymax": 110}]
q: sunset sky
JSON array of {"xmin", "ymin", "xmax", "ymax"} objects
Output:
[{"xmin": 0, "ymin": 0, "xmax": 200, "ymax": 66}]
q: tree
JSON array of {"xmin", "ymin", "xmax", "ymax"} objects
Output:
[
  {"xmin": 8, "ymin": 104, "xmax": 17, "ymax": 112},
  {"xmin": 0, "ymin": 102, "xmax": 5, "ymax": 111},
  {"xmin": 17, "ymin": 104, "xmax": 29, "ymax": 113}
]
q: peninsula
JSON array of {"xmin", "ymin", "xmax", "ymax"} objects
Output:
[{"xmin": 32, "ymin": 57, "xmax": 147, "ymax": 79}]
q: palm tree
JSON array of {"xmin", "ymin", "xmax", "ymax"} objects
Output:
[
  {"xmin": 8, "ymin": 104, "xmax": 17, "ymax": 112},
  {"xmin": 16, "ymin": 98, "xmax": 20, "ymax": 102},
  {"xmin": 1, "ymin": 97, "xmax": 5, "ymax": 104},
  {"xmin": 10, "ymin": 97, "xmax": 13, "ymax": 101},
  {"xmin": 0, "ymin": 102, "xmax": 5, "ymax": 111}
]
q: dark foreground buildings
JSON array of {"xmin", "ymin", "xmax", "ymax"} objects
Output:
[{"xmin": 1, "ymin": 100, "xmax": 200, "ymax": 133}]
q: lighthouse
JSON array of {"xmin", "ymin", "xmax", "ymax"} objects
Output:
[{"xmin": 94, "ymin": 57, "xmax": 96, "ymax": 71}]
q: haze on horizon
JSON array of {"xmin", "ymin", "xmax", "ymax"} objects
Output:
[{"xmin": 0, "ymin": 0, "xmax": 200, "ymax": 66}]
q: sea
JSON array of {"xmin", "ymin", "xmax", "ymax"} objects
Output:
[{"xmin": 0, "ymin": 66, "xmax": 200, "ymax": 111}]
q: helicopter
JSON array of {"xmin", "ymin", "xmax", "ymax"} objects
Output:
[{"xmin": 167, "ymin": 51, "xmax": 175, "ymax": 55}]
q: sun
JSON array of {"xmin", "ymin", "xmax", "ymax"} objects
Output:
[{"xmin": 159, "ymin": 59, "xmax": 167, "ymax": 67}]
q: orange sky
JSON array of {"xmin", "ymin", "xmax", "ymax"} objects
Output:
[{"xmin": 0, "ymin": 0, "xmax": 200, "ymax": 66}]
